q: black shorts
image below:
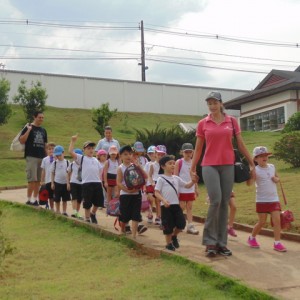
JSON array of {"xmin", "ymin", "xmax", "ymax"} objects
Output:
[
  {"xmin": 119, "ymin": 193, "xmax": 141, "ymax": 223},
  {"xmin": 53, "ymin": 182, "xmax": 71, "ymax": 202},
  {"xmin": 70, "ymin": 183, "xmax": 83, "ymax": 202},
  {"xmin": 161, "ymin": 205, "xmax": 186, "ymax": 235},
  {"xmin": 45, "ymin": 182, "xmax": 54, "ymax": 199},
  {"xmin": 82, "ymin": 182, "xmax": 104, "ymax": 209}
]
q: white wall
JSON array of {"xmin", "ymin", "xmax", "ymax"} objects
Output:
[{"xmin": 1, "ymin": 70, "xmax": 247, "ymax": 116}]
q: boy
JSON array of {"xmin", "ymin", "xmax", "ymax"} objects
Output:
[
  {"xmin": 40, "ymin": 142, "xmax": 56, "ymax": 210},
  {"xmin": 155, "ymin": 155, "xmax": 198, "ymax": 251},
  {"xmin": 51, "ymin": 145, "xmax": 71, "ymax": 215},
  {"xmin": 69, "ymin": 135, "xmax": 104, "ymax": 224},
  {"xmin": 117, "ymin": 145, "xmax": 148, "ymax": 238}
]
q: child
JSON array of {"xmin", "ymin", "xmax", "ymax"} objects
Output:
[
  {"xmin": 67, "ymin": 148, "xmax": 84, "ymax": 219},
  {"xmin": 51, "ymin": 145, "xmax": 71, "ymax": 215},
  {"xmin": 96, "ymin": 149, "xmax": 108, "ymax": 207},
  {"xmin": 174, "ymin": 143, "xmax": 199, "ymax": 235},
  {"xmin": 116, "ymin": 145, "xmax": 148, "ymax": 238},
  {"xmin": 40, "ymin": 142, "xmax": 56, "ymax": 210},
  {"xmin": 247, "ymin": 146, "xmax": 287, "ymax": 252},
  {"xmin": 228, "ymin": 192, "xmax": 237, "ymax": 237},
  {"xmin": 149, "ymin": 145, "xmax": 167, "ymax": 226},
  {"xmin": 103, "ymin": 145, "xmax": 120, "ymax": 203},
  {"xmin": 69, "ymin": 135, "xmax": 104, "ymax": 224},
  {"xmin": 144, "ymin": 145, "xmax": 156, "ymax": 223},
  {"xmin": 155, "ymin": 155, "xmax": 198, "ymax": 251},
  {"xmin": 133, "ymin": 141, "xmax": 148, "ymax": 168}
]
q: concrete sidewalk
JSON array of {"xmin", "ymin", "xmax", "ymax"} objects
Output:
[{"xmin": 1, "ymin": 188, "xmax": 299, "ymax": 300}]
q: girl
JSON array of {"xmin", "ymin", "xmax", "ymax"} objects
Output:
[
  {"xmin": 174, "ymin": 143, "xmax": 199, "ymax": 235},
  {"xmin": 228, "ymin": 192, "xmax": 237, "ymax": 237},
  {"xmin": 103, "ymin": 145, "xmax": 120, "ymax": 203},
  {"xmin": 247, "ymin": 146, "xmax": 287, "ymax": 252}
]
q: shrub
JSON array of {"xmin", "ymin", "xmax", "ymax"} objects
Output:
[
  {"xmin": 92, "ymin": 103, "xmax": 117, "ymax": 136},
  {"xmin": 273, "ymin": 131, "xmax": 300, "ymax": 167},
  {"xmin": 282, "ymin": 112, "xmax": 300, "ymax": 133},
  {"xmin": 0, "ymin": 78, "xmax": 12, "ymax": 125}
]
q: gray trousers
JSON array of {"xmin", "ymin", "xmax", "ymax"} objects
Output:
[{"xmin": 202, "ymin": 165, "xmax": 234, "ymax": 247}]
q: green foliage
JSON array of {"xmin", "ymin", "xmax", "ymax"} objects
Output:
[
  {"xmin": 273, "ymin": 131, "xmax": 300, "ymax": 167},
  {"xmin": 135, "ymin": 124, "xmax": 196, "ymax": 158},
  {"xmin": 13, "ymin": 80, "xmax": 47, "ymax": 122},
  {"xmin": 282, "ymin": 112, "xmax": 300, "ymax": 133},
  {"xmin": 92, "ymin": 102, "xmax": 117, "ymax": 136},
  {"xmin": 119, "ymin": 112, "xmax": 133, "ymax": 134},
  {"xmin": 0, "ymin": 78, "xmax": 12, "ymax": 125}
]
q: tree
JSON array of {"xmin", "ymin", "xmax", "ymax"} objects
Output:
[
  {"xmin": 13, "ymin": 80, "xmax": 47, "ymax": 122},
  {"xmin": 273, "ymin": 131, "xmax": 300, "ymax": 167},
  {"xmin": 0, "ymin": 78, "xmax": 12, "ymax": 125},
  {"xmin": 282, "ymin": 112, "xmax": 300, "ymax": 133},
  {"xmin": 92, "ymin": 103, "xmax": 117, "ymax": 136}
]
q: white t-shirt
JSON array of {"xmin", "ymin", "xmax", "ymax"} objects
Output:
[
  {"xmin": 138, "ymin": 156, "xmax": 148, "ymax": 168},
  {"xmin": 144, "ymin": 161, "xmax": 153, "ymax": 186},
  {"xmin": 75, "ymin": 154, "xmax": 103, "ymax": 184},
  {"xmin": 41, "ymin": 156, "xmax": 54, "ymax": 183},
  {"xmin": 51, "ymin": 159, "xmax": 69, "ymax": 184},
  {"xmin": 107, "ymin": 159, "xmax": 119, "ymax": 175},
  {"xmin": 155, "ymin": 175, "xmax": 187, "ymax": 206},
  {"xmin": 177, "ymin": 159, "xmax": 194, "ymax": 194},
  {"xmin": 151, "ymin": 161, "xmax": 161, "ymax": 181},
  {"xmin": 67, "ymin": 161, "xmax": 82, "ymax": 185},
  {"xmin": 255, "ymin": 164, "xmax": 279, "ymax": 202}
]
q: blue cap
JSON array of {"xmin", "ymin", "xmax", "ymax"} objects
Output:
[
  {"xmin": 147, "ymin": 145, "xmax": 156, "ymax": 153},
  {"xmin": 74, "ymin": 148, "xmax": 83, "ymax": 155},
  {"xmin": 54, "ymin": 145, "xmax": 64, "ymax": 156},
  {"xmin": 133, "ymin": 141, "xmax": 145, "ymax": 152}
]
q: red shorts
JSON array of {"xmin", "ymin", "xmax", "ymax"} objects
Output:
[
  {"xmin": 107, "ymin": 173, "xmax": 117, "ymax": 187},
  {"xmin": 145, "ymin": 185, "xmax": 155, "ymax": 194},
  {"xmin": 256, "ymin": 202, "xmax": 281, "ymax": 213},
  {"xmin": 179, "ymin": 193, "xmax": 195, "ymax": 201}
]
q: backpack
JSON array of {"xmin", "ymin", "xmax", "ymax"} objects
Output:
[
  {"xmin": 177, "ymin": 158, "xmax": 183, "ymax": 174},
  {"xmin": 38, "ymin": 184, "xmax": 49, "ymax": 208},
  {"xmin": 10, "ymin": 124, "xmax": 28, "ymax": 152},
  {"xmin": 76, "ymin": 156, "xmax": 84, "ymax": 182},
  {"xmin": 124, "ymin": 164, "xmax": 146, "ymax": 189},
  {"xmin": 141, "ymin": 192, "xmax": 150, "ymax": 212},
  {"xmin": 106, "ymin": 198, "xmax": 120, "ymax": 217}
]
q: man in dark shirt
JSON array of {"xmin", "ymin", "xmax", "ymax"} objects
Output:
[{"xmin": 20, "ymin": 111, "xmax": 48, "ymax": 205}]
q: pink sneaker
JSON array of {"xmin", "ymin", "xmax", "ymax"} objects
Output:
[
  {"xmin": 228, "ymin": 226, "xmax": 237, "ymax": 237},
  {"xmin": 247, "ymin": 237, "xmax": 260, "ymax": 248},
  {"xmin": 273, "ymin": 242, "xmax": 287, "ymax": 252}
]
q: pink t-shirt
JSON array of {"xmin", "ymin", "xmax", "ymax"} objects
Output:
[{"xmin": 196, "ymin": 114, "xmax": 240, "ymax": 166}]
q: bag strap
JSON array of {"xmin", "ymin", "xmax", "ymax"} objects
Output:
[
  {"xmin": 279, "ymin": 180, "xmax": 288, "ymax": 206},
  {"xmin": 161, "ymin": 176, "xmax": 178, "ymax": 196}
]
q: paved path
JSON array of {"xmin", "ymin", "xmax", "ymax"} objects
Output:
[{"xmin": 0, "ymin": 188, "xmax": 299, "ymax": 300}]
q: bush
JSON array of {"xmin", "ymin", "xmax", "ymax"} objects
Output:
[
  {"xmin": 0, "ymin": 78, "xmax": 12, "ymax": 125},
  {"xmin": 273, "ymin": 131, "xmax": 300, "ymax": 167},
  {"xmin": 13, "ymin": 80, "xmax": 47, "ymax": 122},
  {"xmin": 92, "ymin": 103, "xmax": 117, "ymax": 136},
  {"xmin": 282, "ymin": 112, "xmax": 300, "ymax": 133}
]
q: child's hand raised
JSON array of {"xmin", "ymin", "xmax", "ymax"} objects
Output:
[{"xmin": 71, "ymin": 134, "xmax": 78, "ymax": 142}]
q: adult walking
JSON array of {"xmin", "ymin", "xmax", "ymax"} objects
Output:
[
  {"xmin": 190, "ymin": 91, "xmax": 254, "ymax": 257},
  {"xmin": 95, "ymin": 125, "xmax": 120, "ymax": 152},
  {"xmin": 19, "ymin": 111, "xmax": 48, "ymax": 206}
]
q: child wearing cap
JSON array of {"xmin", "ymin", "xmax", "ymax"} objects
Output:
[
  {"xmin": 51, "ymin": 145, "xmax": 71, "ymax": 215},
  {"xmin": 149, "ymin": 145, "xmax": 167, "ymax": 226},
  {"xmin": 133, "ymin": 141, "xmax": 148, "ymax": 168},
  {"xmin": 155, "ymin": 155, "xmax": 198, "ymax": 251},
  {"xmin": 69, "ymin": 135, "xmax": 104, "ymax": 224},
  {"xmin": 174, "ymin": 143, "xmax": 199, "ymax": 235},
  {"xmin": 103, "ymin": 145, "xmax": 120, "ymax": 204},
  {"xmin": 247, "ymin": 146, "xmax": 287, "ymax": 252},
  {"xmin": 67, "ymin": 148, "xmax": 84, "ymax": 219},
  {"xmin": 40, "ymin": 142, "xmax": 56, "ymax": 210},
  {"xmin": 117, "ymin": 145, "xmax": 148, "ymax": 238}
]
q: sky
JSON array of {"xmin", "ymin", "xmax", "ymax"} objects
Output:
[{"xmin": 1, "ymin": 0, "xmax": 300, "ymax": 91}]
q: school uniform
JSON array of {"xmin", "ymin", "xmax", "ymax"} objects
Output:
[
  {"xmin": 41, "ymin": 155, "xmax": 54, "ymax": 199},
  {"xmin": 51, "ymin": 159, "xmax": 70, "ymax": 202},
  {"xmin": 67, "ymin": 161, "xmax": 83, "ymax": 203}
]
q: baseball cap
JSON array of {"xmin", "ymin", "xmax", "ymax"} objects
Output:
[
  {"xmin": 156, "ymin": 145, "xmax": 167, "ymax": 154},
  {"xmin": 97, "ymin": 149, "xmax": 107, "ymax": 156},
  {"xmin": 133, "ymin": 141, "xmax": 145, "ymax": 152},
  {"xmin": 74, "ymin": 148, "xmax": 83, "ymax": 155},
  {"xmin": 119, "ymin": 145, "xmax": 133, "ymax": 155},
  {"xmin": 147, "ymin": 145, "xmax": 156, "ymax": 153},
  {"xmin": 53, "ymin": 145, "xmax": 64, "ymax": 156},
  {"xmin": 205, "ymin": 91, "xmax": 222, "ymax": 102},
  {"xmin": 83, "ymin": 141, "xmax": 96, "ymax": 149},
  {"xmin": 253, "ymin": 146, "xmax": 272, "ymax": 158},
  {"xmin": 108, "ymin": 145, "xmax": 118, "ymax": 155},
  {"xmin": 181, "ymin": 143, "xmax": 194, "ymax": 152}
]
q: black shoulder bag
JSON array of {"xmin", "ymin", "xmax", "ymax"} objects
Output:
[{"xmin": 231, "ymin": 118, "xmax": 250, "ymax": 183}]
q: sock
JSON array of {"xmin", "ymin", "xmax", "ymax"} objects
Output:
[
  {"xmin": 274, "ymin": 241, "xmax": 280, "ymax": 245},
  {"xmin": 250, "ymin": 236, "xmax": 255, "ymax": 240}
]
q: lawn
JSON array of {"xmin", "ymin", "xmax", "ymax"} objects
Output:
[
  {"xmin": 0, "ymin": 201, "xmax": 275, "ymax": 300},
  {"xmin": 0, "ymin": 105, "xmax": 299, "ymax": 233}
]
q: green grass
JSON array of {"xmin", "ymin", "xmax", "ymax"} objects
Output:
[
  {"xmin": 0, "ymin": 201, "xmax": 275, "ymax": 300},
  {"xmin": 0, "ymin": 105, "xmax": 299, "ymax": 233}
]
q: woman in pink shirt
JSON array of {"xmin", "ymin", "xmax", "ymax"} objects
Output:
[{"xmin": 190, "ymin": 91, "xmax": 254, "ymax": 257}]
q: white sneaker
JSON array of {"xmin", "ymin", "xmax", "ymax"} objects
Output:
[{"xmin": 187, "ymin": 224, "xmax": 199, "ymax": 235}]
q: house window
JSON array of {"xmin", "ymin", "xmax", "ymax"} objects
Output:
[{"xmin": 240, "ymin": 107, "xmax": 285, "ymax": 131}]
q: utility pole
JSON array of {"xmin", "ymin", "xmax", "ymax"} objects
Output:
[{"xmin": 140, "ymin": 20, "xmax": 146, "ymax": 82}]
